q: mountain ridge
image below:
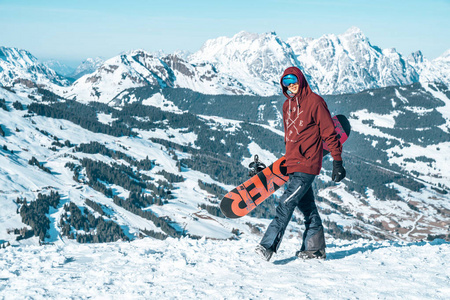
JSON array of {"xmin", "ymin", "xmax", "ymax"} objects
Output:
[
  {"xmin": 0, "ymin": 46, "xmax": 69, "ymax": 88},
  {"xmin": 2, "ymin": 27, "xmax": 449, "ymax": 104}
]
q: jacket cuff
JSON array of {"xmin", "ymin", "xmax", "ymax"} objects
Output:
[{"xmin": 332, "ymin": 155, "xmax": 342, "ymax": 161}]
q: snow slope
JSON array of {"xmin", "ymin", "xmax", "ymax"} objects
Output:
[
  {"xmin": 0, "ymin": 236, "xmax": 448, "ymax": 299},
  {"xmin": 0, "ymin": 87, "xmax": 248, "ymax": 242},
  {"xmin": 2, "ymin": 81, "xmax": 450, "ymax": 246}
]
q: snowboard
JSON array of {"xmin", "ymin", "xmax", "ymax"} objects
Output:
[{"xmin": 220, "ymin": 114, "xmax": 351, "ymax": 219}]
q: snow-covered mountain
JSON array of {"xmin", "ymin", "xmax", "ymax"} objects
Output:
[
  {"xmin": 2, "ymin": 28, "xmax": 449, "ymax": 103},
  {"xmin": 42, "ymin": 59, "xmax": 75, "ymax": 77},
  {"xmin": 189, "ymin": 31, "xmax": 302, "ymax": 95},
  {"xmin": 43, "ymin": 57, "xmax": 104, "ymax": 80},
  {"xmin": 409, "ymin": 49, "xmax": 450, "ymax": 87},
  {"xmin": 287, "ymin": 27, "xmax": 420, "ymax": 94},
  {"xmin": 68, "ymin": 57, "xmax": 105, "ymax": 80},
  {"xmin": 61, "ymin": 50, "xmax": 252, "ymax": 104},
  {"xmin": 59, "ymin": 28, "xmax": 449, "ymax": 103},
  {"xmin": 0, "ymin": 86, "xmax": 241, "ymax": 243},
  {"xmin": 1, "ymin": 29, "xmax": 449, "ymax": 246},
  {"xmin": 0, "ymin": 47, "xmax": 69, "ymax": 88},
  {"xmin": 191, "ymin": 27, "xmax": 449, "ymax": 96}
]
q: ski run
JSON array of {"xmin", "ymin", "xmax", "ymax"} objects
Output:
[{"xmin": 0, "ymin": 235, "xmax": 449, "ymax": 299}]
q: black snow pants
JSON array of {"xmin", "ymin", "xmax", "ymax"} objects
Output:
[{"xmin": 260, "ymin": 172, "xmax": 325, "ymax": 252}]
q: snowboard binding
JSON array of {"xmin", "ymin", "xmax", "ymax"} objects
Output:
[{"xmin": 248, "ymin": 155, "xmax": 266, "ymax": 177}]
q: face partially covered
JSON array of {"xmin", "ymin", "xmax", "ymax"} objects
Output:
[
  {"xmin": 287, "ymin": 83, "xmax": 299, "ymax": 94},
  {"xmin": 281, "ymin": 74, "xmax": 300, "ymax": 95}
]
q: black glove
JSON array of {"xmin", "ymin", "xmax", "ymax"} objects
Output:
[{"xmin": 332, "ymin": 160, "xmax": 346, "ymax": 182}]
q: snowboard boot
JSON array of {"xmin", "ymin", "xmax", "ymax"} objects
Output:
[
  {"xmin": 295, "ymin": 249, "xmax": 326, "ymax": 260},
  {"xmin": 255, "ymin": 244, "xmax": 273, "ymax": 261}
]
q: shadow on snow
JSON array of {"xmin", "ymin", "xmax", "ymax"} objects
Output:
[
  {"xmin": 326, "ymin": 238, "xmax": 449, "ymax": 260},
  {"xmin": 271, "ymin": 239, "xmax": 449, "ymax": 264}
]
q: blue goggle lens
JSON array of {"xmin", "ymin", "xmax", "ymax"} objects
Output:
[{"xmin": 282, "ymin": 75, "xmax": 298, "ymax": 87}]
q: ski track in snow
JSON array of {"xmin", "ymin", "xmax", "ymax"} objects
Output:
[{"xmin": 0, "ymin": 236, "xmax": 449, "ymax": 299}]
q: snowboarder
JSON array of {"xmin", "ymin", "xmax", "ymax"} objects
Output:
[{"xmin": 255, "ymin": 67, "xmax": 346, "ymax": 261}]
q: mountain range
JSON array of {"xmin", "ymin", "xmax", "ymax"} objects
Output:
[
  {"xmin": 1, "ymin": 27, "xmax": 449, "ymax": 103},
  {"xmin": 0, "ymin": 46, "xmax": 69, "ymax": 88},
  {"xmin": 43, "ymin": 57, "xmax": 105, "ymax": 81},
  {"xmin": 0, "ymin": 27, "xmax": 449, "ymax": 249}
]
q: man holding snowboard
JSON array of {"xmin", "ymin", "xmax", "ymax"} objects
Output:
[{"xmin": 255, "ymin": 67, "xmax": 346, "ymax": 261}]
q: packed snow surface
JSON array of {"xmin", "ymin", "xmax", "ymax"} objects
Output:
[{"xmin": 0, "ymin": 236, "xmax": 448, "ymax": 299}]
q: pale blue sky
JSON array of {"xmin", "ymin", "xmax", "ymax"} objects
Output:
[{"xmin": 1, "ymin": 0, "xmax": 449, "ymax": 66}]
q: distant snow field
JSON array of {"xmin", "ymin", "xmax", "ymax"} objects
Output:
[{"xmin": 0, "ymin": 236, "xmax": 448, "ymax": 299}]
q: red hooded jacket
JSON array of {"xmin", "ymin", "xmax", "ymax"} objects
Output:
[{"xmin": 281, "ymin": 67, "xmax": 342, "ymax": 175}]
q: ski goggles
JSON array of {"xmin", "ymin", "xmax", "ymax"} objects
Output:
[{"xmin": 281, "ymin": 74, "xmax": 299, "ymax": 87}]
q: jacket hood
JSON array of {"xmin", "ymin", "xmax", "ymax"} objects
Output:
[{"xmin": 280, "ymin": 67, "xmax": 311, "ymax": 100}]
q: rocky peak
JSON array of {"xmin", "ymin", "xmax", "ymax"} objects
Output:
[
  {"xmin": 341, "ymin": 26, "xmax": 367, "ymax": 40},
  {"xmin": 0, "ymin": 46, "xmax": 69, "ymax": 87},
  {"xmin": 408, "ymin": 50, "xmax": 424, "ymax": 64}
]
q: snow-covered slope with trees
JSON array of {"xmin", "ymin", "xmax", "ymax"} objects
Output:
[{"xmin": 1, "ymin": 80, "xmax": 449, "ymax": 248}]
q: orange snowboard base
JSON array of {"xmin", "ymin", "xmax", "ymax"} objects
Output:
[{"xmin": 219, "ymin": 115, "xmax": 351, "ymax": 219}]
